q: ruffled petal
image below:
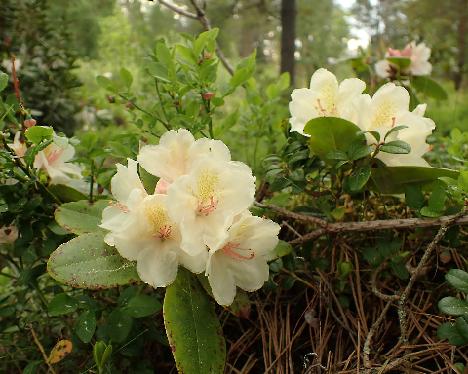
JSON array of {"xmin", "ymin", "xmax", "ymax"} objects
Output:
[{"xmin": 206, "ymin": 253, "xmax": 236, "ymax": 306}]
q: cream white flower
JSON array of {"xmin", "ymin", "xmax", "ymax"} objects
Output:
[
  {"xmin": 375, "ymin": 41, "xmax": 432, "ymax": 78},
  {"xmin": 100, "ymin": 159, "xmax": 205, "ymax": 288},
  {"xmin": 137, "ymin": 129, "xmax": 231, "ymax": 191},
  {"xmin": 33, "ymin": 134, "xmax": 87, "ymax": 191},
  {"xmin": 408, "ymin": 41, "xmax": 432, "ymax": 76},
  {"xmin": 354, "ymin": 83, "xmax": 435, "ymax": 166},
  {"xmin": 289, "ymin": 68, "xmax": 366, "ymax": 135},
  {"xmin": 0, "ymin": 225, "xmax": 19, "ymax": 244},
  {"xmin": 167, "ymin": 156, "xmax": 256, "ymax": 257},
  {"xmin": 8, "ymin": 132, "xmax": 27, "ymax": 158},
  {"xmin": 205, "ymin": 211, "xmax": 280, "ymax": 306}
]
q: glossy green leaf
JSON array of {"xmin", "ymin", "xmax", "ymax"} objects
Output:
[
  {"xmin": 438, "ymin": 297, "xmax": 468, "ymax": 316},
  {"xmin": 412, "ymin": 76, "xmax": 448, "ymax": 100},
  {"xmin": 164, "ymin": 269, "xmax": 225, "ymax": 374},
  {"xmin": 303, "ymin": 117, "xmax": 363, "ymax": 164},
  {"xmin": 48, "ymin": 293, "xmax": 78, "ymax": 316},
  {"xmin": 55, "ymin": 199, "xmax": 109, "ymax": 235},
  {"xmin": 121, "ymin": 294, "xmax": 162, "ymax": 318},
  {"xmin": 348, "ymin": 165, "xmax": 371, "ymax": 191},
  {"xmin": 75, "ymin": 310, "xmax": 97, "ymax": 343},
  {"xmin": 370, "ymin": 167, "xmax": 459, "ymax": 194},
  {"xmin": 229, "ymin": 51, "xmax": 256, "ymax": 89},
  {"xmin": 404, "ymin": 185, "xmax": 425, "ymax": 209},
  {"xmin": 47, "ymin": 232, "xmax": 139, "ymax": 289},
  {"xmin": 48, "ymin": 184, "xmax": 87, "ymax": 203},
  {"xmin": 274, "ymin": 240, "xmax": 293, "ymax": 258},
  {"xmin": 379, "ymin": 140, "xmax": 411, "ymax": 154},
  {"xmin": 193, "ymin": 28, "xmax": 219, "ymax": 56},
  {"xmin": 446, "ymin": 269, "xmax": 468, "ymax": 294}
]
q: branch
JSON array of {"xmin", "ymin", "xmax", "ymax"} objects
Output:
[
  {"xmin": 157, "ymin": 0, "xmax": 198, "ymax": 19},
  {"xmin": 157, "ymin": 0, "xmax": 234, "ymax": 75},
  {"xmin": 288, "ymin": 213, "xmax": 468, "ymax": 244}
]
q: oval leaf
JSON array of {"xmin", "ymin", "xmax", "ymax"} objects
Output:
[
  {"xmin": 303, "ymin": 117, "xmax": 363, "ymax": 164},
  {"xmin": 75, "ymin": 310, "xmax": 97, "ymax": 343},
  {"xmin": 438, "ymin": 297, "xmax": 468, "ymax": 316},
  {"xmin": 55, "ymin": 200, "xmax": 109, "ymax": 235},
  {"xmin": 47, "ymin": 232, "xmax": 139, "ymax": 289},
  {"xmin": 412, "ymin": 76, "xmax": 448, "ymax": 100},
  {"xmin": 164, "ymin": 269, "xmax": 225, "ymax": 374},
  {"xmin": 446, "ymin": 269, "xmax": 468, "ymax": 294},
  {"xmin": 379, "ymin": 140, "xmax": 411, "ymax": 154},
  {"xmin": 48, "ymin": 293, "xmax": 78, "ymax": 316}
]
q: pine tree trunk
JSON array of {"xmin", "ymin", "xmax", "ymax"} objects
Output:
[{"xmin": 454, "ymin": 0, "xmax": 467, "ymax": 90}]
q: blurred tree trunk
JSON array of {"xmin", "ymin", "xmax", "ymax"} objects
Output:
[
  {"xmin": 280, "ymin": 0, "xmax": 296, "ymax": 85},
  {"xmin": 454, "ymin": 0, "xmax": 467, "ymax": 90}
]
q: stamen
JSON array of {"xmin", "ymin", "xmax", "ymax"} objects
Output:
[
  {"xmin": 391, "ymin": 117, "xmax": 396, "ymax": 128},
  {"xmin": 222, "ymin": 242, "xmax": 255, "ymax": 261},
  {"xmin": 197, "ymin": 196, "xmax": 218, "ymax": 216},
  {"xmin": 157, "ymin": 225, "xmax": 172, "ymax": 241}
]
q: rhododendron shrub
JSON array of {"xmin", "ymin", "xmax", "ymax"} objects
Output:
[{"xmin": 1, "ymin": 29, "xmax": 466, "ymax": 374}]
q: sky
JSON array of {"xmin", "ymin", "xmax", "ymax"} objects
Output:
[{"xmin": 336, "ymin": 0, "xmax": 372, "ymax": 53}]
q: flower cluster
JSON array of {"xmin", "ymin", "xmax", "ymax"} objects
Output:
[
  {"xmin": 100, "ymin": 129, "xmax": 280, "ymax": 306},
  {"xmin": 289, "ymin": 68, "xmax": 435, "ymax": 167},
  {"xmin": 9, "ymin": 129, "xmax": 88, "ymax": 193},
  {"xmin": 375, "ymin": 41, "xmax": 432, "ymax": 79}
]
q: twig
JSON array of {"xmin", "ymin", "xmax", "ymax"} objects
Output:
[
  {"xmin": 288, "ymin": 213, "xmax": 468, "ymax": 244},
  {"xmin": 370, "ymin": 262, "xmax": 400, "ymax": 302},
  {"xmin": 363, "ymin": 301, "xmax": 392, "ymax": 371},
  {"xmin": 157, "ymin": 0, "xmax": 234, "ymax": 75},
  {"xmin": 30, "ymin": 325, "xmax": 57, "ymax": 374},
  {"xmin": 396, "ymin": 209, "xmax": 466, "ymax": 344}
]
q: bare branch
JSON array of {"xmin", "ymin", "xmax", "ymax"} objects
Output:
[
  {"xmin": 288, "ymin": 213, "xmax": 468, "ymax": 244},
  {"xmin": 157, "ymin": 0, "xmax": 198, "ymax": 19}
]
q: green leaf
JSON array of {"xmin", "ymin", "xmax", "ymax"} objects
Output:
[
  {"xmin": 96, "ymin": 75, "xmax": 116, "ymax": 92},
  {"xmin": 348, "ymin": 165, "xmax": 371, "ymax": 192},
  {"xmin": 347, "ymin": 141, "xmax": 372, "ymax": 161},
  {"xmin": 229, "ymin": 51, "xmax": 256, "ymax": 89},
  {"xmin": 164, "ymin": 269, "xmax": 225, "ymax": 374},
  {"xmin": 438, "ymin": 317, "xmax": 468, "ymax": 346},
  {"xmin": 420, "ymin": 206, "xmax": 443, "ymax": 217},
  {"xmin": 384, "ymin": 125, "xmax": 408, "ymax": 141},
  {"xmin": 75, "ymin": 310, "xmax": 97, "ymax": 343},
  {"xmin": 121, "ymin": 294, "xmax": 162, "ymax": 318},
  {"xmin": 274, "ymin": 240, "xmax": 293, "ymax": 258},
  {"xmin": 48, "ymin": 184, "xmax": 87, "ymax": 203},
  {"xmin": 48, "ymin": 293, "xmax": 78, "ymax": 316},
  {"xmin": 446, "ymin": 269, "xmax": 468, "ymax": 294},
  {"xmin": 194, "ymin": 28, "xmax": 219, "ymax": 56},
  {"xmin": 120, "ymin": 68, "xmax": 133, "ymax": 89},
  {"xmin": 107, "ymin": 310, "xmax": 133, "ymax": 343},
  {"xmin": 370, "ymin": 167, "xmax": 459, "ymax": 194},
  {"xmin": 412, "ymin": 76, "xmax": 448, "ymax": 100},
  {"xmin": 405, "ymin": 185, "xmax": 425, "ymax": 209},
  {"xmin": 428, "ymin": 184, "xmax": 447, "ymax": 212},
  {"xmin": 93, "ymin": 341, "xmax": 112, "ymax": 370},
  {"xmin": 25, "ymin": 126, "xmax": 54, "ymax": 144},
  {"xmin": 303, "ymin": 117, "xmax": 363, "ymax": 164},
  {"xmin": 379, "ymin": 140, "xmax": 411, "ymax": 154},
  {"xmin": 55, "ymin": 199, "xmax": 109, "ymax": 235},
  {"xmin": 326, "ymin": 150, "xmax": 348, "ymax": 161},
  {"xmin": 438, "ymin": 297, "xmax": 468, "ymax": 316},
  {"xmin": 0, "ymin": 71, "xmax": 8, "ymax": 92},
  {"xmin": 47, "ymin": 232, "xmax": 139, "ymax": 289},
  {"xmin": 387, "ymin": 56, "xmax": 411, "ymax": 69}
]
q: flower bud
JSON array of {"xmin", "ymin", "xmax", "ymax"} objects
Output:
[{"xmin": 23, "ymin": 118, "xmax": 36, "ymax": 128}]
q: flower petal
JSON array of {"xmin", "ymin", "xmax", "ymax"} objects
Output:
[
  {"xmin": 137, "ymin": 246, "xmax": 178, "ymax": 288},
  {"xmin": 206, "ymin": 253, "xmax": 236, "ymax": 306}
]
